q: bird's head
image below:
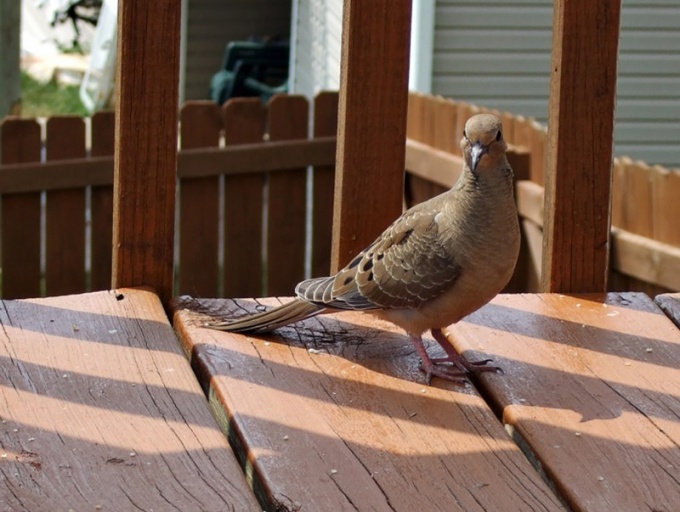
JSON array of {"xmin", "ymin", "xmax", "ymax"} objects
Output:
[{"xmin": 460, "ymin": 114, "xmax": 507, "ymax": 172}]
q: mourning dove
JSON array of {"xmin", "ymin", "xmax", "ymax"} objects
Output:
[{"xmin": 208, "ymin": 113, "xmax": 520, "ymax": 383}]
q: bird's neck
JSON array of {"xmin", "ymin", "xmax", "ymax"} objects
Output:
[{"xmin": 459, "ymin": 157, "xmax": 514, "ymax": 196}]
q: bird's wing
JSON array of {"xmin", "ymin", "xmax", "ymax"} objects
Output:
[{"xmin": 297, "ymin": 197, "xmax": 463, "ymax": 311}]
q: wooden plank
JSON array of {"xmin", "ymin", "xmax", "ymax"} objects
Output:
[
  {"xmin": 433, "ymin": 96, "xmax": 458, "ymax": 154},
  {"xmin": 266, "ymin": 95, "xmax": 308, "ymax": 296},
  {"xmin": 311, "ymin": 91, "xmax": 339, "ymax": 278},
  {"xmin": 652, "ymin": 166, "xmax": 680, "ymax": 246},
  {"xmin": 0, "ymin": 118, "xmax": 41, "ymax": 299},
  {"xmin": 178, "ymin": 101, "xmax": 222, "ymax": 297},
  {"xmin": 173, "ymin": 297, "xmax": 566, "ymax": 512},
  {"xmin": 0, "ymin": 138, "xmax": 337, "ymax": 194},
  {"xmin": 656, "ymin": 293, "xmax": 680, "ymax": 328},
  {"xmin": 405, "ymin": 94, "xmax": 448, "ymax": 206},
  {"xmin": 222, "ymin": 98, "xmax": 267, "ymax": 298},
  {"xmin": 512, "ymin": 218, "xmax": 543, "ymax": 293},
  {"xmin": 449, "ymin": 292, "xmax": 680, "ymax": 512},
  {"xmin": 528, "ymin": 120, "xmax": 547, "ymax": 185},
  {"xmin": 0, "ymin": 288, "xmax": 259, "ymax": 510},
  {"xmin": 610, "ymin": 157, "xmax": 626, "ymax": 229},
  {"xmin": 179, "ymin": 138, "xmax": 336, "ymax": 179},
  {"xmin": 90, "ymin": 111, "xmax": 115, "ymax": 291},
  {"xmin": 542, "ymin": 0, "xmax": 621, "ymax": 293},
  {"xmin": 515, "ymin": 180, "xmax": 545, "ymax": 227},
  {"xmin": 406, "ymin": 92, "xmax": 425, "ymax": 142},
  {"xmin": 45, "ymin": 116, "xmax": 86, "ymax": 296},
  {"xmin": 404, "ymin": 138, "xmax": 464, "ymax": 188},
  {"xmin": 516, "ymin": 180, "xmax": 680, "ymax": 291},
  {"xmin": 331, "ymin": 0, "xmax": 411, "ymax": 273},
  {"xmin": 610, "ymin": 228, "xmax": 680, "ymax": 291},
  {"xmin": 112, "ymin": 0, "xmax": 181, "ymax": 308},
  {"xmin": 621, "ymin": 159, "xmax": 654, "ymax": 237}
]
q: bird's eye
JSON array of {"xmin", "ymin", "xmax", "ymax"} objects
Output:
[{"xmin": 496, "ymin": 130, "xmax": 502, "ymax": 141}]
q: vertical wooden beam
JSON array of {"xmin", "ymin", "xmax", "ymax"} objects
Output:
[
  {"xmin": 330, "ymin": 0, "xmax": 412, "ymax": 273},
  {"xmin": 112, "ymin": 0, "xmax": 181, "ymax": 307},
  {"xmin": 541, "ymin": 0, "xmax": 622, "ymax": 293}
]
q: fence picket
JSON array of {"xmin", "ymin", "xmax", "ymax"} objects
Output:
[
  {"xmin": 90, "ymin": 111, "xmax": 115, "ymax": 291},
  {"xmin": 652, "ymin": 166, "xmax": 680, "ymax": 247},
  {"xmin": 406, "ymin": 93, "xmax": 447, "ymax": 206},
  {"xmin": 266, "ymin": 95, "xmax": 308, "ymax": 296},
  {"xmin": 178, "ymin": 101, "xmax": 222, "ymax": 297},
  {"xmin": 624, "ymin": 160, "xmax": 654, "ymax": 237},
  {"xmin": 222, "ymin": 98, "xmax": 266, "ymax": 298},
  {"xmin": 433, "ymin": 97, "xmax": 458, "ymax": 154},
  {"xmin": 45, "ymin": 116, "xmax": 87, "ymax": 295},
  {"xmin": 0, "ymin": 118, "xmax": 42, "ymax": 298},
  {"xmin": 529, "ymin": 120, "xmax": 546, "ymax": 185},
  {"xmin": 610, "ymin": 158, "xmax": 625, "ymax": 229},
  {"xmin": 311, "ymin": 92, "xmax": 338, "ymax": 278}
]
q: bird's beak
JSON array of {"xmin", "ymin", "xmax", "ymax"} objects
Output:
[{"xmin": 471, "ymin": 142, "xmax": 487, "ymax": 171}]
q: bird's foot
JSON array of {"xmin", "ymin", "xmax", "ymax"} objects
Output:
[
  {"xmin": 409, "ymin": 331, "xmax": 502, "ymax": 385},
  {"xmin": 419, "ymin": 361, "xmax": 469, "ymax": 385},
  {"xmin": 430, "ymin": 327, "xmax": 503, "ymax": 377}
]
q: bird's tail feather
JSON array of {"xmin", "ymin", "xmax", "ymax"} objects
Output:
[{"xmin": 206, "ymin": 298, "xmax": 323, "ymax": 334}]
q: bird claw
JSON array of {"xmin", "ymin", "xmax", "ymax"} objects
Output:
[
  {"xmin": 420, "ymin": 362, "xmax": 469, "ymax": 386},
  {"xmin": 420, "ymin": 357, "xmax": 502, "ymax": 385}
]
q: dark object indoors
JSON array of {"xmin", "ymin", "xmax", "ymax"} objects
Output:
[{"xmin": 209, "ymin": 40, "xmax": 290, "ymax": 104}]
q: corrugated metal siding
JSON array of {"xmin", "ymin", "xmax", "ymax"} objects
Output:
[
  {"xmin": 290, "ymin": 0, "xmax": 342, "ymax": 98},
  {"xmin": 184, "ymin": 0, "xmax": 291, "ymax": 100},
  {"xmin": 432, "ymin": 0, "xmax": 680, "ymax": 168}
]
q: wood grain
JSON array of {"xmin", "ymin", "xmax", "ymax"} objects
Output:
[
  {"xmin": 450, "ymin": 292, "xmax": 680, "ymax": 511},
  {"xmin": 405, "ymin": 94, "xmax": 448, "ymax": 206},
  {"xmin": 542, "ymin": 0, "xmax": 621, "ymax": 293},
  {"xmin": 0, "ymin": 138, "xmax": 336, "ymax": 193},
  {"xmin": 90, "ymin": 111, "xmax": 115, "ymax": 291},
  {"xmin": 178, "ymin": 101, "xmax": 222, "ymax": 297},
  {"xmin": 112, "ymin": 0, "xmax": 181, "ymax": 307},
  {"xmin": 0, "ymin": 288, "xmax": 259, "ymax": 510},
  {"xmin": 405, "ymin": 138, "xmax": 464, "ymax": 189},
  {"xmin": 610, "ymin": 228, "xmax": 680, "ymax": 291},
  {"xmin": 266, "ymin": 95, "xmax": 308, "ymax": 295},
  {"xmin": 311, "ymin": 91, "xmax": 338, "ymax": 278},
  {"xmin": 45, "ymin": 116, "xmax": 86, "ymax": 296},
  {"xmin": 222, "ymin": 98, "xmax": 266, "ymax": 298},
  {"xmin": 331, "ymin": 0, "xmax": 411, "ymax": 272},
  {"xmin": 652, "ymin": 166, "xmax": 680, "ymax": 246},
  {"xmin": 0, "ymin": 118, "xmax": 41, "ymax": 299},
  {"xmin": 174, "ymin": 297, "xmax": 566, "ymax": 511}
]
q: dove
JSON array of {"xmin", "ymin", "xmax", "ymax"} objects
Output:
[{"xmin": 208, "ymin": 113, "xmax": 520, "ymax": 383}]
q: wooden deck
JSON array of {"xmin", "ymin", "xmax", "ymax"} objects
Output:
[
  {"xmin": 2, "ymin": 288, "xmax": 679, "ymax": 510},
  {"xmin": 0, "ymin": 288, "xmax": 259, "ymax": 511},
  {"xmin": 171, "ymin": 291, "xmax": 680, "ymax": 511}
]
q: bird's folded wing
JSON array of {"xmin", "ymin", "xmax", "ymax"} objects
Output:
[{"xmin": 298, "ymin": 202, "xmax": 463, "ymax": 311}]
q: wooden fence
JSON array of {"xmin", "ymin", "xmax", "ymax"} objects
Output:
[
  {"xmin": 0, "ymin": 93, "xmax": 339, "ymax": 299},
  {"xmin": 1, "ymin": 91, "xmax": 678, "ymax": 299}
]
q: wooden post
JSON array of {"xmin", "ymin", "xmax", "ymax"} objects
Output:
[
  {"xmin": 541, "ymin": 0, "xmax": 622, "ymax": 293},
  {"xmin": 112, "ymin": 0, "xmax": 181, "ymax": 307},
  {"xmin": 330, "ymin": 0, "xmax": 412, "ymax": 273}
]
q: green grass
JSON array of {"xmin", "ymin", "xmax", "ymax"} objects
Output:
[{"xmin": 20, "ymin": 71, "xmax": 88, "ymax": 117}]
